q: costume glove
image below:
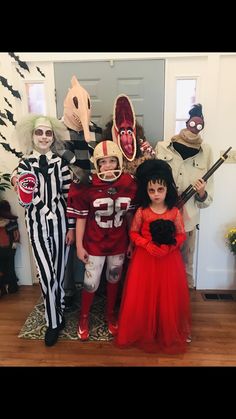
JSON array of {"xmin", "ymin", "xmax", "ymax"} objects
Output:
[
  {"xmin": 146, "ymin": 242, "xmax": 170, "ymax": 257},
  {"xmin": 145, "ymin": 233, "xmax": 186, "ymax": 257},
  {"xmin": 130, "ymin": 231, "xmax": 149, "ymax": 248}
]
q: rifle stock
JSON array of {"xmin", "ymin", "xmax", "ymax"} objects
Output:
[{"xmin": 177, "ymin": 146, "xmax": 232, "ymax": 209}]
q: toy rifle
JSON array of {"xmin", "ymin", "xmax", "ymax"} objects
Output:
[{"xmin": 177, "ymin": 146, "xmax": 232, "ymax": 209}]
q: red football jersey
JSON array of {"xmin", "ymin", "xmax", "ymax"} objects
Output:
[{"xmin": 67, "ymin": 173, "xmax": 137, "ymax": 256}]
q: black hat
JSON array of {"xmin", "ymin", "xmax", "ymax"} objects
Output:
[{"xmin": 0, "ymin": 200, "xmax": 18, "ymax": 220}]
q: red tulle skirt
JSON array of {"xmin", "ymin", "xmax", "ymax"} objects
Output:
[{"xmin": 115, "ymin": 246, "xmax": 191, "ymax": 354}]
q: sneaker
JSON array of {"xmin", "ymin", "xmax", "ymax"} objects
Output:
[
  {"xmin": 77, "ymin": 316, "xmax": 89, "ymax": 341},
  {"xmin": 186, "ymin": 335, "xmax": 192, "ymax": 343}
]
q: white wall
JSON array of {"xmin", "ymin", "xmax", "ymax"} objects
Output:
[
  {"xmin": 197, "ymin": 55, "xmax": 236, "ymax": 289},
  {"xmin": 0, "ymin": 52, "xmax": 235, "ymax": 288}
]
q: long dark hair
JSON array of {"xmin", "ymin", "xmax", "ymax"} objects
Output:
[{"xmin": 135, "ymin": 159, "xmax": 178, "ymax": 209}]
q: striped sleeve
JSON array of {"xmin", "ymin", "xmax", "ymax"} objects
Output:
[
  {"xmin": 61, "ymin": 161, "xmax": 72, "ymax": 200},
  {"xmin": 61, "ymin": 161, "xmax": 75, "ymax": 228}
]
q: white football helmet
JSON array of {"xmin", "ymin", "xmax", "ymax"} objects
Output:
[{"xmin": 93, "ymin": 140, "xmax": 123, "ymax": 181}]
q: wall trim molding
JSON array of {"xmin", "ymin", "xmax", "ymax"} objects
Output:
[{"xmin": 13, "ymin": 52, "xmax": 236, "ymax": 63}]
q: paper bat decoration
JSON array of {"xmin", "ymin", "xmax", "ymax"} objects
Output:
[
  {"xmin": 0, "ymin": 133, "xmax": 7, "ymax": 140},
  {"xmin": 0, "ymin": 76, "xmax": 21, "ymax": 99},
  {"xmin": 4, "ymin": 97, "xmax": 13, "ymax": 108},
  {"xmin": 8, "ymin": 52, "xmax": 30, "ymax": 72},
  {"xmin": 0, "ymin": 142, "xmax": 23, "ymax": 158},
  {"xmin": 16, "ymin": 67, "xmax": 25, "ymax": 78},
  {"xmin": 0, "ymin": 117, "xmax": 7, "ymax": 126},
  {"xmin": 0, "ymin": 111, "xmax": 7, "ymax": 119},
  {"xmin": 5, "ymin": 109, "xmax": 17, "ymax": 126},
  {"xmin": 36, "ymin": 66, "xmax": 45, "ymax": 77}
]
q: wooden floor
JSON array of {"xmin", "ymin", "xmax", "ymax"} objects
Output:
[{"xmin": 1, "ymin": 284, "xmax": 236, "ymax": 366}]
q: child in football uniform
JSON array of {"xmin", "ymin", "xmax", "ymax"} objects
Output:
[{"xmin": 67, "ymin": 140, "xmax": 137, "ymax": 340}]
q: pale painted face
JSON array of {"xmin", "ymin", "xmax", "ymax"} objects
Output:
[
  {"xmin": 147, "ymin": 180, "xmax": 167, "ymax": 204},
  {"xmin": 33, "ymin": 125, "xmax": 54, "ymax": 153}
]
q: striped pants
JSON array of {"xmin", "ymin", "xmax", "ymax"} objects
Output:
[{"xmin": 30, "ymin": 222, "xmax": 69, "ymax": 329}]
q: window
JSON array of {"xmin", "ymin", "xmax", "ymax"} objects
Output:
[
  {"xmin": 175, "ymin": 79, "xmax": 197, "ymax": 132},
  {"xmin": 25, "ymin": 83, "xmax": 46, "ymax": 115}
]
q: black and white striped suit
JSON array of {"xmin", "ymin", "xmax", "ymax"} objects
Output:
[{"xmin": 17, "ymin": 150, "xmax": 75, "ymax": 329}]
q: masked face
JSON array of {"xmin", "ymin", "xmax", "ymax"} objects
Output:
[
  {"xmin": 33, "ymin": 125, "xmax": 53, "ymax": 153},
  {"xmin": 186, "ymin": 116, "xmax": 204, "ymax": 134},
  {"xmin": 118, "ymin": 123, "xmax": 136, "ymax": 160},
  {"xmin": 112, "ymin": 95, "xmax": 136, "ymax": 161},
  {"xmin": 63, "ymin": 76, "xmax": 91, "ymax": 141}
]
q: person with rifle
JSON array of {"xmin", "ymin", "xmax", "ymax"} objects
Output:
[{"xmin": 155, "ymin": 104, "xmax": 213, "ymax": 289}]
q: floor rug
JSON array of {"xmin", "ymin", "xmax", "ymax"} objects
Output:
[{"xmin": 18, "ymin": 293, "xmax": 113, "ymax": 341}]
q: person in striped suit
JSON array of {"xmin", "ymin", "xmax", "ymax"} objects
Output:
[{"xmin": 15, "ymin": 115, "xmax": 75, "ymax": 346}]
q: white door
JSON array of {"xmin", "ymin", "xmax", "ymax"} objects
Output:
[{"xmin": 54, "ymin": 59, "xmax": 165, "ymax": 145}]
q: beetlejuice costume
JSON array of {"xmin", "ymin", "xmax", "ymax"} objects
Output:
[
  {"xmin": 55, "ymin": 75, "xmax": 102, "ymax": 184},
  {"xmin": 15, "ymin": 115, "xmax": 75, "ymax": 346},
  {"xmin": 67, "ymin": 140, "xmax": 137, "ymax": 340},
  {"xmin": 115, "ymin": 159, "xmax": 191, "ymax": 354},
  {"xmin": 155, "ymin": 104, "xmax": 213, "ymax": 288},
  {"xmin": 103, "ymin": 94, "xmax": 155, "ymax": 175}
]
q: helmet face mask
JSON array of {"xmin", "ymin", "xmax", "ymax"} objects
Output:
[{"xmin": 93, "ymin": 141, "xmax": 123, "ymax": 182}]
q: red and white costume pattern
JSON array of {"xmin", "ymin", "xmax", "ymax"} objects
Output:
[
  {"xmin": 67, "ymin": 139, "xmax": 137, "ymax": 340},
  {"xmin": 67, "ymin": 173, "xmax": 137, "ymax": 256}
]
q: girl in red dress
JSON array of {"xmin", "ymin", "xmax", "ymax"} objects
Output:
[{"xmin": 115, "ymin": 159, "xmax": 191, "ymax": 354}]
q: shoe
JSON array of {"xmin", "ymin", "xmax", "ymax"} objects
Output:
[
  {"xmin": 107, "ymin": 313, "xmax": 118, "ymax": 336},
  {"xmin": 8, "ymin": 282, "xmax": 19, "ymax": 294},
  {"xmin": 45, "ymin": 327, "xmax": 59, "ymax": 346},
  {"xmin": 0, "ymin": 285, "xmax": 7, "ymax": 297},
  {"xmin": 77, "ymin": 315, "xmax": 89, "ymax": 341},
  {"xmin": 186, "ymin": 335, "xmax": 192, "ymax": 343}
]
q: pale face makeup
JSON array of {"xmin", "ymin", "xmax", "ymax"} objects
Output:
[
  {"xmin": 33, "ymin": 125, "xmax": 54, "ymax": 153},
  {"xmin": 147, "ymin": 180, "xmax": 167, "ymax": 205}
]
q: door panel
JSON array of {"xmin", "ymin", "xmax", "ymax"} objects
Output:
[{"xmin": 54, "ymin": 59, "xmax": 165, "ymax": 145}]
